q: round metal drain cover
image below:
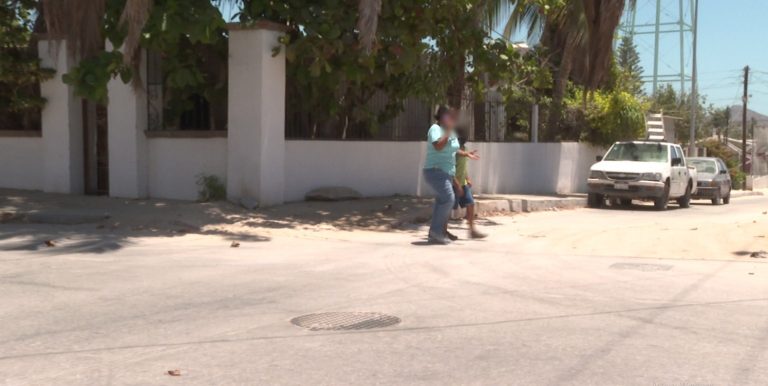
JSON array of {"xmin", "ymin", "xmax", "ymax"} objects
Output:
[{"xmin": 291, "ymin": 312, "xmax": 401, "ymax": 331}]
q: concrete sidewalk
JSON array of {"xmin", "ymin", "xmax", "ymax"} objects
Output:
[
  {"xmin": 474, "ymin": 194, "xmax": 586, "ymax": 214},
  {"xmin": 0, "ymin": 189, "xmax": 588, "ymax": 232},
  {"xmin": 474, "ymin": 189, "xmax": 765, "ymax": 215},
  {"xmin": 2, "ymin": 188, "xmax": 762, "ymax": 233}
]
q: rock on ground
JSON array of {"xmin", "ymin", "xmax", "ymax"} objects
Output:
[{"xmin": 305, "ymin": 186, "xmax": 362, "ymax": 201}]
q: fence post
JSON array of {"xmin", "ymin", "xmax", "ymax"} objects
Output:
[
  {"xmin": 106, "ymin": 43, "xmax": 149, "ymax": 198},
  {"xmin": 531, "ymin": 104, "xmax": 539, "ymax": 143},
  {"xmin": 226, "ymin": 22, "xmax": 287, "ymax": 207},
  {"xmin": 38, "ymin": 39, "xmax": 84, "ymax": 194}
]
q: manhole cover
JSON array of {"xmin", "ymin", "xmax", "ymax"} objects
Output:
[
  {"xmin": 290, "ymin": 312, "xmax": 401, "ymax": 331},
  {"xmin": 610, "ymin": 262, "xmax": 673, "ymax": 272}
]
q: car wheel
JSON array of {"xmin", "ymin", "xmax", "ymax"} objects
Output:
[
  {"xmin": 723, "ymin": 189, "xmax": 731, "ymax": 204},
  {"xmin": 654, "ymin": 181, "xmax": 670, "ymax": 210},
  {"xmin": 677, "ymin": 181, "xmax": 692, "ymax": 208},
  {"xmin": 588, "ymin": 193, "xmax": 604, "ymax": 208},
  {"xmin": 711, "ymin": 191, "xmax": 722, "ymax": 205}
]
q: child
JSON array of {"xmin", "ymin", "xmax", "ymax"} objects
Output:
[{"xmin": 453, "ymin": 132, "xmax": 487, "ymax": 239}]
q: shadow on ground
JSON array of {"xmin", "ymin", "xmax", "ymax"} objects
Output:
[{"xmin": 0, "ymin": 189, "xmax": 435, "ymax": 254}]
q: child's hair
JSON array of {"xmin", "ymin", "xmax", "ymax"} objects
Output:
[{"xmin": 456, "ymin": 128, "xmax": 468, "ymax": 147}]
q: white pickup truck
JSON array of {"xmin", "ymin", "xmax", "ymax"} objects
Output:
[{"xmin": 587, "ymin": 141, "xmax": 698, "ymax": 210}]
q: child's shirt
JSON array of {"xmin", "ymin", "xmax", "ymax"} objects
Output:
[{"xmin": 455, "ymin": 150, "xmax": 469, "ymax": 186}]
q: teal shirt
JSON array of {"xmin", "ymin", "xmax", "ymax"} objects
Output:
[{"xmin": 424, "ymin": 124, "xmax": 460, "ymax": 176}]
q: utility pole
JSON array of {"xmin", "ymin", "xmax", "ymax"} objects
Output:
[
  {"xmin": 688, "ymin": 0, "xmax": 699, "ymax": 156},
  {"xmin": 742, "ymin": 65, "xmax": 750, "ymax": 176}
]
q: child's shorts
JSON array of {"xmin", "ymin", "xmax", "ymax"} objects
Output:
[{"xmin": 453, "ymin": 184, "xmax": 475, "ymax": 209}]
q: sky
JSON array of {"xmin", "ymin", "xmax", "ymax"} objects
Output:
[
  {"xmin": 218, "ymin": 1, "xmax": 768, "ymax": 113},
  {"xmin": 627, "ymin": 0, "xmax": 768, "ymax": 114}
]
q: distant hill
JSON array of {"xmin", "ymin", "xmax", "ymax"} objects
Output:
[{"xmin": 728, "ymin": 105, "xmax": 768, "ymax": 126}]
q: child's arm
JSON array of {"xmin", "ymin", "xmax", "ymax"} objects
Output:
[{"xmin": 457, "ymin": 149, "xmax": 480, "ymax": 160}]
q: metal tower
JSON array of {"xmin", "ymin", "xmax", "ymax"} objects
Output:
[{"xmin": 618, "ymin": 0, "xmax": 696, "ymax": 95}]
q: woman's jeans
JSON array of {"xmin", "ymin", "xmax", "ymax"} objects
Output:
[{"xmin": 423, "ymin": 168, "xmax": 455, "ymax": 239}]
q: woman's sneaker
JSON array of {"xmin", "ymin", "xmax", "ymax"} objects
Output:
[{"xmin": 428, "ymin": 235, "xmax": 451, "ymax": 245}]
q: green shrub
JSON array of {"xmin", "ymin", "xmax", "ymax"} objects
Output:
[
  {"xmin": 196, "ymin": 174, "xmax": 226, "ymax": 202},
  {"xmin": 572, "ymin": 89, "xmax": 648, "ymax": 146}
]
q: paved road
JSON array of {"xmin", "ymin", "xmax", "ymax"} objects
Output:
[{"xmin": 1, "ymin": 197, "xmax": 767, "ymax": 385}]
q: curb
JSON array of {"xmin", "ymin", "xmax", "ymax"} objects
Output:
[
  {"xmin": 475, "ymin": 196, "xmax": 587, "ymax": 214},
  {"xmin": 731, "ymin": 190, "xmax": 764, "ymax": 198},
  {"xmin": 520, "ymin": 197, "xmax": 587, "ymax": 212}
]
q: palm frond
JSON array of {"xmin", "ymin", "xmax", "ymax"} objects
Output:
[
  {"xmin": 42, "ymin": 0, "xmax": 106, "ymax": 59},
  {"xmin": 503, "ymin": 1, "xmax": 545, "ymax": 43}
]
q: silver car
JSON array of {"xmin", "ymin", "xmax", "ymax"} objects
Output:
[{"xmin": 689, "ymin": 157, "xmax": 732, "ymax": 205}]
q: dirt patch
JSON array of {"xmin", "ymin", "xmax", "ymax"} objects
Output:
[{"xmin": 0, "ymin": 189, "xmax": 437, "ymax": 237}]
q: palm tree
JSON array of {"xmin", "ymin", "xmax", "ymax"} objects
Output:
[{"xmin": 499, "ymin": 0, "xmax": 632, "ymax": 140}]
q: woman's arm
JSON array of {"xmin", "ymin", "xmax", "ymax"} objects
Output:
[{"xmin": 432, "ymin": 135, "xmax": 450, "ymax": 151}]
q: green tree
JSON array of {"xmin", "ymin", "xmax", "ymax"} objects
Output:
[
  {"xmin": 650, "ymin": 83, "xmax": 711, "ymax": 144},
  {"xmin": 616, "ymin": 35, "xmax": 643, "ymax": 96},
  {"xmin": 0, "ymin": 0, "xmax": 55, "ymax": 130}
]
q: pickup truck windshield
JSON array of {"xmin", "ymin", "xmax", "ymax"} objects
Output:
[{"xmin": 604, "ymin": 143, "xmax": 668, "ymax": 162}]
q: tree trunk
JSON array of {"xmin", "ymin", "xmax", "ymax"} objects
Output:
[
  {"xmin": 545, "ymin": 35, "xmax": 577, "ymax": 141},
  {"xmin": 447, "ymin": 54, "xmax": 466, "ymax": 109}
]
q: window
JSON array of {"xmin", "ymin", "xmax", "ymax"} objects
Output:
[
  {"xmin": 690, "ymin": 159, "xmax": 717, "ymax": 174},
  {"xmin": 604, "ymin": 143, "xmax": 669, "ymax": 162}
]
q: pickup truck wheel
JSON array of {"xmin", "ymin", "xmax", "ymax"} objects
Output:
[
  {"xmin": 588, "ymin": 193, "xmax": 604, "ymax": 208},
  {"xmin": 677, "ymin": 181, "xmax": 692, "ymax": 208},
  {"xmin": 654, "ymin": 181, "xmax": 670, "ymax": 210}
]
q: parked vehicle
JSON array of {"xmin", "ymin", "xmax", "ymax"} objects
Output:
[
  {"xmin": 688, "ymin": 157, "xmax": 731, "ymax": 205},
  {"xmin": 587, "ymin": 141, "xmax": 698, "ymax": 210}
]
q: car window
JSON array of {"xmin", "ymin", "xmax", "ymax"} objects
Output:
[
  {"xmin": 718, "ymin": 159, "xmax": 728, "ymax": 173},
  {"xmin": 671, "ymin": 146, "xmax": 680, "ymax": 165},
  {"xmin": 690, "ymin": 159, "xmax": 717, "ymax": 174},
  {"xmin": 604, "ymin": 143, "xmax": 669, "ymax": 162}
]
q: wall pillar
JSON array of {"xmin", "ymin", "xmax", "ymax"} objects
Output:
[
  {"xmin": 226, "ymin": 22, "xmax": 287, "ymax": 207},
  {"xmin": 107, "ymin": 45, "xmax": 148, "ymax": 198},
  {"xmin": 38, "ymin": 40, "xmax": 84, "ymax": 194}
]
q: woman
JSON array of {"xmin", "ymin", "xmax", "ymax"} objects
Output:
[{"xmin": 422, "ymin": 106, "xmax": 478, "ymax": 244}]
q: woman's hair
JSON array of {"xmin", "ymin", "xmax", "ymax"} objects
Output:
[{"xmin": 434, "ymin": 105, "xmax": 454, "ymax": 122}]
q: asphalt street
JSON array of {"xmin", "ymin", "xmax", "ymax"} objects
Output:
[{"xmin": 1, "ymin": 196, "xmax": 767, "ymax": 385}]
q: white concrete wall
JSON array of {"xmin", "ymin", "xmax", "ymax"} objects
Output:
[
  {"xmin": 284, "ymin": 141, "xmax": 428, "ymax": 202},
  {"xmin": 747, "ymin": 175, "xmax": 768, "ymax": 190},
  {"xmin": 0, "ymin": 137, "xmax": 44, "ymax": 190},
  {"xmin": 227, "ymin": 26, "xmax": 286, "ymax": 206},
  {"xmin": 284, "ymin": 140, "xmax": 603, "ymax": 202},
  {"xmin": 147, "ymin": 138, "xmax": 227, "ymax": 201},
  {"xmin": 453, "ymin": 142, "xmax": 602, "ymax": 195},
  {"xmin": 107, "ymin": 44, "xmax": 148, "ymax": 198},
  {"xmin": 38, "ymin": 40, "xmax": 84, "ymax": 194}
]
